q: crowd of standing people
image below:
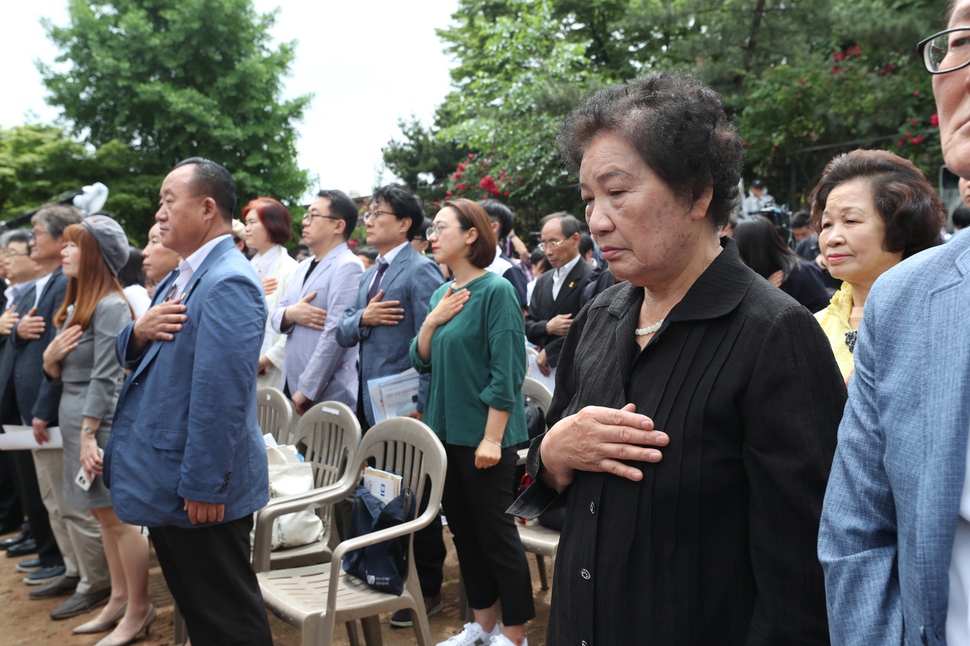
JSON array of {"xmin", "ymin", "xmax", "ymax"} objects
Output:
[{"xmin": 0, "ymin": 3, "xmax": 969, "ymax": 645}]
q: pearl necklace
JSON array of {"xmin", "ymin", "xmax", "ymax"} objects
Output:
[{"xmin": 635, "ymin": 318, "xmax": 665, "ymax": 336}]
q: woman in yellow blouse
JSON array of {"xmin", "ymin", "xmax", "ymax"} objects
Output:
[{"xmin": 811, "ymin": 149, "xmax": 945, "ymax": 382}]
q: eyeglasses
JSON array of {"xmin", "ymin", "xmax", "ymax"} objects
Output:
[
  {"xmin": 362, "ymin": 209, "xmax": 395, "ymax": 223},
  {"xmin": 29, "ymin": 229, "xmax": 50, "ymax": 242},
  {"xmin": 537, "ymin": 239, "xmax": 565, "ymax": 253},
  {"xmin": 2, "ymin": 250, "xmax": 30, "ymax": 259},
  {"xmin": 918, "ymin": 27, "xmax": 970, "ymax": 74},
  {"xmin": 427, "ymin": 223, "xmax": 464, "ymax": 238},
  {"xmin": 302, "ymin": 213, "xmax": 343, "ymax": 224}
]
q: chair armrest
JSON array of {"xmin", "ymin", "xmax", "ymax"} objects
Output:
[
  {"xmin": 516, "ymin": 448, "xmax": 528, "ymax": 467},
  {"xmin": 329, "ymin": 505, "xmax": 438, "ymax": 573}
]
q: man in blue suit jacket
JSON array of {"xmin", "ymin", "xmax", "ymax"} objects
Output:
[
  {"xmin": 104, "ymin": 158, "xmax": 271, "ymax": 644},
  {"xmin": 272, "ymin": 189, "xmax": 363, "ymax": 414},
  {"xmin": 819, "ymin": 10, "xmax": 970, "ymax": 643},
  {"xmin": 336, "ymin": 184, "xmax": 446, "ymax": 627},
  {"xmin": 336, "ymin": 184, "xmax": 443, "ymax": 428}
]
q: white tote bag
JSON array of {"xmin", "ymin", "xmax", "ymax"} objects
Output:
[{"xmin": 265, "ymin": 445, "xmax": 324, "ymax": 550}]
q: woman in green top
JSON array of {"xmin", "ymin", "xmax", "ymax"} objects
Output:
[{"xmin": 410, "ymin": 199, "xmax": 534, "ymax": 646}]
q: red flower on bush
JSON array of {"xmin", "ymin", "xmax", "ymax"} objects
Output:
[
  {"xmin": 453, "ymin": 172, "xmax": 463, "ymax": 180},
  {"xmin": 932, "ymin": 114, "xmax": 940, "ymax": 127},
  {"xmin": 833, "ymin": 51, "xmax": 846, "ymax": 62},
  {"xmin": 457, "ymin": 163, "xmax": 466, "ymax": 172},
  {"xmin": 846, "ymin": 45, "xmax": 861, "ymax": 57},
  {"xmin": 479, "ymin": 176, "xmax": 499, "ymax": 196},
  {"xmin": 910, "ymin": 135, "xmax": 925, "ymax": 145},
  {"xmin": 914, "ymin": 90, "xmax": 920, "ymax": 96}
]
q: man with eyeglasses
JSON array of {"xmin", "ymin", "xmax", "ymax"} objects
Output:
[
  {"xmin": 272, "ymin": 189, "xmax": 363, "ymax": 414},
  {"xmin": 525, "ymin": 213, "xmax": 592, "ymax": 380},
  {"xmin": 336, "ymin": 184, "xmax": 446, "ymax": 628},
  {"xmin": 0, "ymin": 229, "xmax": 66, "ymax": 588},
  {"xmin": 818, "ymin": 3, "xmax": 970, "ymax": 644}
]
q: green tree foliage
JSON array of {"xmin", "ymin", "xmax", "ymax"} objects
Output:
[
  {"xmin": 385, "ymin": 0, "xmax": 947, "ymax": 229},
  {"xmin": 38, "ymin": 0, "xmax": 312, "ymax": 235},
  {"xmin": 0, "ymin": 124, "xmax": 159, "ymax": 243}
]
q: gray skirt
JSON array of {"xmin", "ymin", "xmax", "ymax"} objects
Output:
[{"xmin": 59, "ymin": 380, "xmax": 113, "ymax": 510}]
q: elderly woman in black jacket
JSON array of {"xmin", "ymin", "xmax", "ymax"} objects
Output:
[{"xmin": 510, "ymin": 72, "xmax": 847, "ymax": 645}]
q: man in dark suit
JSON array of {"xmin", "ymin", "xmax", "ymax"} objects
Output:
[
  {"xmin": 105, "ymin": 158, "xmax": 272, "ymax": 644},
  {"xmin": 335, "ymin": 184, "xmax": 446, "ymax": 628},
  {"xmin": 0, "ymin": 229, "xmax": 66, "ymax": 591},
  {"xmin": 526, "ymin": 213, "xmax": 592, "ymax": 378}
]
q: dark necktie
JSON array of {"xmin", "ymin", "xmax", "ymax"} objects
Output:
[
  {"xmin": 163, "ymin": 270, "xmax": 181, "ymax": 303},
  {"xmin": 366, "ymin": 260, "xmax": 388, "ymax": 301}
]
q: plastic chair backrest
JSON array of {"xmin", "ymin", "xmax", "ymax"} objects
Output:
[
  {"xmin": 256, "ymin": 387, "xmax": 294, "ymax": 445},
  {"xmin": 291, "ymin": 401, "xmax": 362, "ymax": 491},
  {"xmin": 523, "ymin": 377, "xmax": 553, "ymax": 419}
]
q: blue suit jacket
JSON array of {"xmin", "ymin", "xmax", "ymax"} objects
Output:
[
  {"xmin": 819, "ymin": 229, "xmax": 970, "ymax": 645},
  {"xmin": 104, "ymin": 237, "xmax": 269, "ymax": 528},
  {"xmin": 336, "ymin": 244, "xmax": 443, "ymax": 426},
  {"xmin": 271, "ymin": 242, "xmax": 363, "ymax": 407}
]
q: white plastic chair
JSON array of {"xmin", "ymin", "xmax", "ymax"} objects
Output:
[
  {"xmin": 253, "ymin": 417, "xmax": 447, "ymax": 646},
  {"xmin": 257, "ymin": 387, "xmax": 295, "ymax": 445},
  {"xmin": 517, "ymin": 377, "xmax": 559, "ymax": 590}
]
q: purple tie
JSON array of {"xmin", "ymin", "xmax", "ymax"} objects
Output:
[{"xmin": 367, "ymin": 260, "xmax": 388, "ymax": 301}]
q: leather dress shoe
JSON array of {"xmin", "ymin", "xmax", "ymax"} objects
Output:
[
  {"xmin": 29, "ymin": 574, "xmax": 80, "ymax": 600},
  {"xmin": 5, "ymin": 537, "xmax": 37, "ymax": 557},
  {"xmin": 50, "ymin": 588, "xmax": 111, "ymax": 620},
  {"xmin": 0, "ymin": 533, "xmax": 29, "ymax": 550}
]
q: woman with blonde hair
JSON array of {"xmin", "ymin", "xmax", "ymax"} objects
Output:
[{"xmin": 43, "ymin": 215, "xmax": 153, "ymax": 646}]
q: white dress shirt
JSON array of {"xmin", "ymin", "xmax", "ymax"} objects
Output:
[
  {"xmin": 368, "ymin": 241, "xmax": 409, "ymax": 293},
  {"xmin": 551, "ymin": 254, "xmax": 581, "ymax": 301},
  {"xmin": 33, "ymin": 272, "xmax": 53, "ymax": 308},
  {"xmin": 947, "ymin": 431, "xmax": 970, "ymax": 645},
  {"xmin": 171, "ymin": 234, "xmax": 232, "ymax": 300}
]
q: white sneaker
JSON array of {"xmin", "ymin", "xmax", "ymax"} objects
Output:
[
  {"xmin": 490, "ymin": 634, "xmax": 528, "ymax": 646},
  {"xmin": 435, "ymin": 621, "xmax": 501, "ymax": 646}
]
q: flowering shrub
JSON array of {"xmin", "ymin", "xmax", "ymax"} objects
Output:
[{"xmin": 438, "ymin": 153, "xmax": 515, "ymax": 207}]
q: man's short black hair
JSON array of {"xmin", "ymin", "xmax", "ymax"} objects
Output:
[
  {"xmin": 791, "ymin": 210, "xmax": 811, "ymax": 229},
  {"xmin": 173, "ymin": 157, "xmax": 237, "ymax": 221},
  {"xmin": 479, "ymin": 199, "xmax": 515, "ymax": 241},
  {"xmin": 579, "ymin": 233, "xmax": 594, "ymax": 258},
  {"xmin": 954, "ymin": 204, "xmax": 970, "ymax": 230},
  {"xmin": 317, "ymin": 189, "xmax": 359, "ymax": 241},
  {"xmin": 371, "ymin": 184, "xmax": 425, "ymax": 241}
]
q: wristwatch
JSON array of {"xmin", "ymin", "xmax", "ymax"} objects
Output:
[{"xmin": 82, "ymin": 425, "xmax": 96, "ymax": 436}]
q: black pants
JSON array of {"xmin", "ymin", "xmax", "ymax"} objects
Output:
[
  {"xmin": 0, "ymin": 450, "xmax": 23, "ymax": 530},
  {"xmin": 443, "ymin": 444, "xmax": 535, "ymax": 627},
  {"xmin": 149, "ymin": 515, "xmax": 272, "ymax": 646}
]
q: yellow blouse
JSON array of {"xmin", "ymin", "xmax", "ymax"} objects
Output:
[{"xmin": 815, "ymin": 283, "xmax": 855, "ymax": 381}]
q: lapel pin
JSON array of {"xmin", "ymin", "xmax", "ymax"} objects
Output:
[{"xmin": 568, "ymin": 281, "xmax": 574, "ymax": 289}]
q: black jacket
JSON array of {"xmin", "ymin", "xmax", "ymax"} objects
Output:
[
  {"xmin": 511, "ymin": 239, "xmax": 845, "ymax": 645},
  {"xmin": 524, "ymin": 258, "xmax": 593, "ymax": 368}
]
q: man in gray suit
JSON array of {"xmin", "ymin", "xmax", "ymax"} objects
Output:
[
  {"xmin": 272, "ymin": 189, "xmax": 363, "ymax": 414},
  {"xmin": 336, "ymin": 184, "xmax": 445, "ymax": 628}
]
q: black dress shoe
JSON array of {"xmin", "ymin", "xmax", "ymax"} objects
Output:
[
  {"xmin": 29, "ymin": 574, "xmax": 80, "ymax": 600},
  {"xmin": 5, "ymin": 538, "xmax": 37, "ymax": 557},
  {"xmin": 0, "ymin": 533, "xmax": 28, "ymax": 550},
  {"xmin": 50, "ymin": 587, "xmax": 111, "ymax": 620},
  {"xmin": 0, "ymin": 523, "xmax": 21, "ymax": 536}
]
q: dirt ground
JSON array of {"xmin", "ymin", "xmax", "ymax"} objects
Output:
[{"xmin": 0, "ymin": 526, "xmax": 552, "ymax": 645}]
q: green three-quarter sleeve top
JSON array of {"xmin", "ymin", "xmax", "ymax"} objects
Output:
[{"xmin": 409, "ymin": 271, "xmax": 527, "ymax": 448}]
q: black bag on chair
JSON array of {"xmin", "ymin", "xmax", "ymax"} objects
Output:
[{"xmin": 342, "ymin": 485, "xmax": 415, "ymax": 595}]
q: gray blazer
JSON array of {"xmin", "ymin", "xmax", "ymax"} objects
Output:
[
  {"xmin": 818, "ymin": 229, "xmax": 970, "ymax": 645},
  {"xmin": 272, "ymin": 243, "xmax": 363, "ymax": 407},
  {"xmin": 336, "ymin": 244, "xmax": 443, "ymax": 426}
]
